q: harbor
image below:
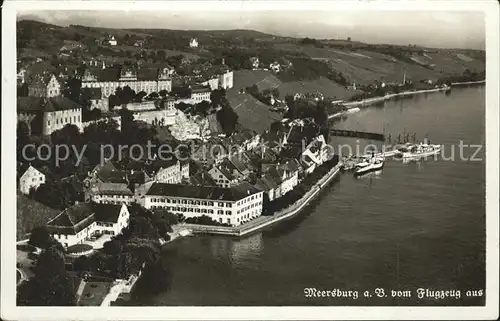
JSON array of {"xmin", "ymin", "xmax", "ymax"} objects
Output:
[{"xmin": 128, "ymin": 85, "xmax": 485, "ymax": 307}]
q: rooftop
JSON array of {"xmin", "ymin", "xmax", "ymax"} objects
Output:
[
  {"xmin": 17, "ymin": 96, "xmax": 83, "ymax": 113},
  {"xmin": 146, "ymin": 181, "xmax": 261, "ymax": 201},
  {"xmin": 46, "ymin": 202, "xmax": 125, "ymax": 235}
]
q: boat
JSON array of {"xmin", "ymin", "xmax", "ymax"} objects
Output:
[
  {"xmin": 399, "ymin": 142, "xmax": 441, "ymax": 159},
  {"xmin": 354, "ymin": 158, "xmax": 385, "ymax": 176}
]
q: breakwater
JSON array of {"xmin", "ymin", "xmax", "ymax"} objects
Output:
[{"xmin": 184, "ymin": 162, "xmax": 342, "ymax": 237}]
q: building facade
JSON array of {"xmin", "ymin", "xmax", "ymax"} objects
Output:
[
  {"xmin": 144, "ymin": 182, "xmax": 263, "ymax": 226},
  {"xmin": 46, "ymin": 203, "xmax": 130, "ymax": 248},
  {"xmin": 17, "ymin": 96, "xmax": 83, "ymax": 136},
  {"xmin": 19, "ymin": 165, "xmax": 46, "ymax": 195},
  {"xmin": 28, "ymin": 74, "xmax": 61, "ymax": 98},
  {"xmin": 190, "ymin": 85, "xmax": 211, "ymax": 103},
  {"xmin": 218, "ymin": 70, "xmax": 234, "ymax": 89},
  {"xmin": 81, "ymin": 66, "xmax": 173, "ymax": 98}
]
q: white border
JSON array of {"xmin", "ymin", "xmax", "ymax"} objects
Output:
[{"xmin": 2, "ymin": 1, "xmax": 499, "ymax": 320}]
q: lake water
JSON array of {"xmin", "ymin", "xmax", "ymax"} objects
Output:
[{"xmin": 130, "ymin": 86, "xmax": 486, "ymax": 306}]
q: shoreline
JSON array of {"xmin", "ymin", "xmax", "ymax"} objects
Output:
[{"xmin": 328, "ymin": 80, "xmax": 485, "ymax": 119}]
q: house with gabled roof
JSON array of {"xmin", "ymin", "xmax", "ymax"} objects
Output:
[
  {"xmin": 18, "ymin": 164, "xmax": 46, "ymax": 195},
  {"xmin": 46, "ymin": 202, "xmax": 129, "ymax": 248}
]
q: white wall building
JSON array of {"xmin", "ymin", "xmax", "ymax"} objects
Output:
[
  {"xmin": 81, "ymin": 67, "xmax": 172, "ymax": 98},
  {"xmin": 189, "ymin": 38, "xmax": 199, "ymax": 48},
  {"xmin": 144, "ymin": 182, "xmax": 263, "ymax": 226},
  {"xmin": 19, "ymin": 165, "xmax": 46, "ymax": 195},
  {"xmin": 46, "ymin": 203, "xmax": 130, "ymax": 248}
]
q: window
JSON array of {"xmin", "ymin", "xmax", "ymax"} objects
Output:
[
  {"xmin": 202, "ymin": 201, "xmax": 207, "ymax": 206},
  {"xmin": 47, "ymin": 120, "xmax": 51, "ymax": 126},
  {"xmin": 202, "ymin": 209, "xmax": 207, "ymax": 213},
  {"xmin": 218, "ymin": 210, "xmax": 223, "ymax": 214},
  {"xmin": 226, "ymin": 203, "xmax": 232, "ymax": 208},
  {"xmin": 208, "ymin": 201, "xmax": 213, "ymax": 206},
  {"xmin": 225, "ymin": 210, "xmax": 231, "ymax": 215},
  {"xmin": 218, "ymin": 202, "xmax": 224, "ymax": 207}
]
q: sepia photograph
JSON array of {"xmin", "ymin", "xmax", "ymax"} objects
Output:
[{"xmin": 1, "ymin": 0, "xmax": 499, "ymax": 320}]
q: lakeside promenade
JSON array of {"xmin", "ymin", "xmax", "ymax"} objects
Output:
[{"xmin": 182, "ymin": 162, "xmax": 343, "ymax": 237}]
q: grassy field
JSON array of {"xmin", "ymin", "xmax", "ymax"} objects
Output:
[
  {"xmin": 17, "ymin": 193, "xmax": 60, "ymax": 241},
  {"xmin": 273, "ymin": 44, "xmax": 485, "ymax": 85},
  {"xmin": 226, "ymin": 91, "xmax": 282, "ymax": 133}
]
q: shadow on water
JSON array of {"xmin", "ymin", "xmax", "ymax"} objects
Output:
[{"xmin": 262, "ymin": 175, "xmax": 341, "ymax": 238}]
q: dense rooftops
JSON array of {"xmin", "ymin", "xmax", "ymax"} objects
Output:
[{"xmin": 146, "ymin": 181, "xmax": 261, "ymax": 201}]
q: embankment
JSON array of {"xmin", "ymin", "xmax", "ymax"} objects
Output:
[{"xmin": 184, "ymin": 162, "xmax": 343, "ymax": 237}]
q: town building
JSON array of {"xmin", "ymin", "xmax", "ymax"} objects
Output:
[
  {"xmin": 190, "ymin": 84, "xmax": 211, "ymax": 103},
  {"xmin": 218, "ymin": 70, "xmax": 234, "ymax": 89},
  {"xmin": 189, "ymin": 38, "xmax": 199, "ymax": 48},
  {"xmin": 107, "ymin": 35, "xmax": 118, "ymax": 46},
  {"xmin": 249, "ymin": 57, "xmax": 260, "ymax": 69},
  {"xmin": 146, "ymin": 158, "xmax": 190, "ymax": 184},
  {"xmin": 28, "ymin": 74, "xmax": 61, "ymax": 98},
  {"xmin": 81, "ymin": 87, "xmax": 109, "ymax": 111},
  {"xmin": 18, "ymin": 164, "xmax": 46, "ymax": 195},
  {"xmin": 269, "ymin": 62, "xmax": 281, "ymax": 73},
  {"xmin": 208, "ymin": 158, "xmax": 246, "ymax": 188},
  {"xmin": 144, "ymin": 182, "xmax": 263, "ymax": 226},
  {"xmin": 84, "ymin": 164, "xmax": 152, "ymax": 204},
  {"xmin": 81, "ymin": 66, "xmax": 173, "ymax": 98},
  {"xmin": 17, "ymin": 96, "xmax": 83, "ymax": 136},
  {"xmin": 46, "ymin": 202, "xmax": 130, "ymax": 248}
]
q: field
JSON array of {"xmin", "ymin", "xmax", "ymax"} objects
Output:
[
  {"xmin": 273, "ymin": 44, "xmax": 485, "ymax": 85},
  {"xmin": 225, "ymin": 91, "xmax": 282, "ymax": 133}
]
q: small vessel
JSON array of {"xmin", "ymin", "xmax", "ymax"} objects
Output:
[
  {"xmin": 399, "ymin": 142, "xmax": 441, "ymax": 159},
  {"xmin": 354, "ymin": 158, "xmax": 385, "ymax": 176}
]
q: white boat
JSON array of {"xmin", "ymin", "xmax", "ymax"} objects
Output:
[
  {"xmin": 399, "ymin": 142, "xmax": 441, "ymax": 159},
  {"xmin": 354, "ymin": 158, "xmax": 385, "ymax": 176}
]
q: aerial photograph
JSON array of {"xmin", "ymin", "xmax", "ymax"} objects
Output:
[{"xmin": 12, "ymin": 7, "xmax": 489, "ymax": 312}]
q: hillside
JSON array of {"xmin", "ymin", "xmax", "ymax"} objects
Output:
[
  {"xmin": 17, "ymin": 19, "xmax": 485, "ymax": 134},
  {"xmin": 17, "ymin": 193, "xmax": 60, "ymax": 241}
]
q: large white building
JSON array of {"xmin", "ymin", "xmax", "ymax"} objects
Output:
[
  {"xmin": 17, "ymin": 96, "xmax": 83, "ymax": 136},
  {"xmin": 46, "ymin": 202, "xmax": 130, "ymax": 248},
  {"xmin": 144, "ymin": 182, "xmax": 263, "ymax": 226},
  {"xmin": 81, "ymin": 66, "xmax": 173, "ymax": 98}
]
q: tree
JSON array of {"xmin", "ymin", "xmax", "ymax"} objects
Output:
[
  {"xmin": 135, "ymin": 91, "xmax": 147, "ymax": 102},
  {"xmin": 147, "ymin": 92, "xmax": 159, "ymax": 100},
  {"xmin": 159, "ymin": 89, "xmax": 168, "ymax": 97},
  {"xmin": 28, "ymin": 227, "xmax": 53, "ymax": 249},
  {"xmin": 216, "ymin": 103, "xmax": 239, "ymax": 136},
  {"xmin": 17, "ymin": 247, "xmax": 76, "ymax": 306},
  {"xmin": 347, "ymin": 37, "xmax": 352, "ymax": 42}
]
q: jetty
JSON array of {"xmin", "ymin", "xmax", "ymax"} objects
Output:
[{"xmin": 329, "ymin": 129, "xmax": 385, "ymax": 141}]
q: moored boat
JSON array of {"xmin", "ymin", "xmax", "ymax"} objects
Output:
[
  {"xmin": 400, "ymin": 142, "xmax": 441, "ymax": 159},
  {"xmin": 354, "ymin": 158, "xmax": 385, "ymax": 176}
]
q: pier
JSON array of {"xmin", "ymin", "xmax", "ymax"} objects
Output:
[{"xmin": 329, "ymin": 129, "xmax": 385, "ymax": 141}]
